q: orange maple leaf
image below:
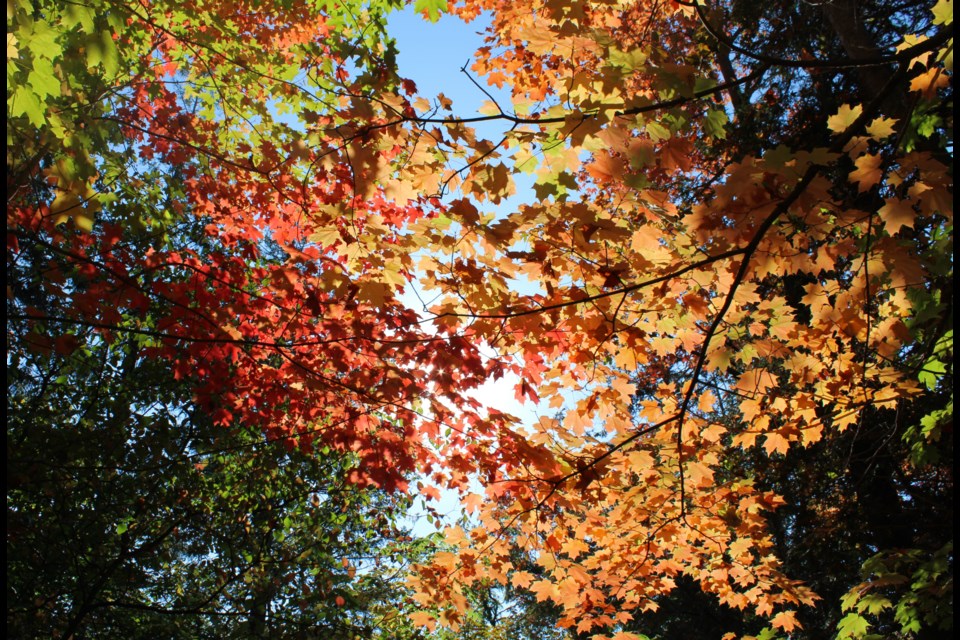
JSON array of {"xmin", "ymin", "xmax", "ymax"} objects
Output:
[
  {"xmin": 878, "ymin": 198, "xmax": 916, "ymax": 235},
  {"xmin": 529, "ymin": 579, "xmax": 559, "ymax": 602},
  {"xmin": 849, "ymin": 154, "xmax": 883, "ymax": 192},
  {"xmin": 909, "ymin": 67, "xmax": 949, "ymax": 98},
  {"xmin": 763, "ymin": 430, "xmax": 792, "ymax": 455},
  {"xmin": 511, "ymin": 570, "xmax": 536, "ymax": 589},
  {"xmin": 687, "ymin": 460, "xmax": 715, "ymax": 487},
  {"xmin": 409, "ymin": 611, "xmax": 437, "ymax": 631},
  {"xmin": 771, "ymin": 610, "xmax": 802, "ymax": 632}
]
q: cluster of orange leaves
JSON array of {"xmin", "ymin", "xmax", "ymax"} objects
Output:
[{"xmin": 404, "ymin": 0, "xmax": 952, "ymax": 636}]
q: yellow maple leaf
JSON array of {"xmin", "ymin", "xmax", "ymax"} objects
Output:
[
  {"xmin": 698, "ymin": 389, "xmax": 717, "ymax": 414},
  {"xmin": 383, "ymin": 178, "xmax": 419, "ymax": 205},
  {"xmin": 462, "ymin": 492, "xmax": 484, "ymax": 514},
  {"xmin": 50, "ymin": 190, "xmax": 83, "ymax": 219},
  {"xmin": 50, "ymin": 188, "xmax": 96, "ymax": 232},
  {"xmin": 561, "ymin": 537, "xmax": 590, "ymax": 559},
  {"xmin": 740, "ymin": 397, "xmax": 762, "ymax": 421},
  {"xmin": 701, "ymin": 423, "xmax": 727, "ymax": 443},
  {"xmin": 827, "ymin": 104, "xmax": 862, "ymax": 133},
  {"xmin": 755, "ymin": 599, "xmax": 774, "ymax": 617},
  {"xmin": 932, "ymin": 0, "xmax": 953, "ymax": 25},
  {"xmin": 478, "ymin": 100, "xmax": 500, "ymax": 116},
  {"xmin": 865, "ymin": 117, "xmax": 898, "ymax": 139},
  {"xmin": 308, "ymin": 226, "xmax": 341, "ymax": 247},
  {"xmin": 356, "ymin": 281, "xmax": 392, "ymax": 306},
  {"xmin": 706, "ymin": 346, "xmax": 733, "ymax": 372}
]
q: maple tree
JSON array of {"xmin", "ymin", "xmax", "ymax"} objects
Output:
[{"xmin": 7, "ymin": 0, "xmax": 953, "ymax": 638}]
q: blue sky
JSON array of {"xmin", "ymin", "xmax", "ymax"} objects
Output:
[
  {"xmin": 388, "ymin": 7, "xmax": 496, "ymax": 121},
  {"xmin": 386, "ymin": 6, "xmax": 541, "ymax": 535}
]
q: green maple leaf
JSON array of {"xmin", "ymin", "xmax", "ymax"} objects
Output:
[
  {"xmin": 837, "ymin": 613, "xmax": 870, "ymax": 639},
  {"xmin": 704, "ymin": 108, "xmax": 729, "ymax": 139},
  {"xmin": 10, "ymin": 86, "xmax": 45, "ymax": 127},
  {"xmin": 918, "ymin": 358, "xmax": 946, "ymax": 390},
  {"xmin": 414, "ymin": 0, "xmax": 448, "ymax": 22},
  {"xmin": 27, "ymin": 57, "xmax": 61, "ymax": 101}
]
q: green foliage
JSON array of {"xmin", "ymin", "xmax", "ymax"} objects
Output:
[
  {"xmin": 837, "ymin": 543, "xmax": 954, "ymax": 639},
  {"xmin": 414, "ymin": 0, "xmax": 448, "ymax": 22},
  {"xmin": 7, "ymin": 0, "xmax": 136, "ymax": 163},
  {"xmin": 918, "ymin": 331, "xmax": 953, "ymax": 391}
]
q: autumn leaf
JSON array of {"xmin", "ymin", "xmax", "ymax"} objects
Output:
[
  {"xmin": 414, "ymin": 0, "xmax": 448, "ymax": 22},
  {"xmin": 687, "ymin": 461, "xmax": 715, "ymax": 487},
  {"xmin": 931, "ymin": 0, "xmax": 953, "ymax": 25},
  {"xmin": 849, "ymin": 154, "xmax": 883, "ymax": 192},
  {"xmin": 827, "ymin": 104, "xmax": 863, "ymax": 133},
  {"xmin": 865, "ymin": 117, "xmax": 898, "ymax": 139},
  {"xmin": 697, "ymin": 389, "xmax": 717, "ymax": 414},
  {"xmin": 356, "ymin": 281, "xmax": 393, "ymax": 306},
  {"xmin": 878, "ymin": 198, "xmax": 916, "ymax": 235},
  {"xmin": 478, "ymin": 100, "xmax": 500, "ymax": 116},
  {"xmin": 409, "ymin": 611, "xmax": 437, "ymax": 631},
  {"xmin": 529, "ymin": 579, "xmax": 559, "ymax": 602},
  {"xmin": 909, "ymin": 67, "xmax": 950, "ymax": 98},
  {"xmin": 462, "ymin": 492, "xmax": 484, "ymax": 513},
  {"xmin": 771, "ymin": 610, "xmax": 801, "ymax": 632},
  {"xmin": 511, "ymin": 570, "xmax": 535, "ymax": 589},
  {"xmin": 7, "ymin": 33, "xmax": 18, "ymax": 59},
  {"xmin": 763, "ymin": 430, "xmax": 792, "ymax": 455}
]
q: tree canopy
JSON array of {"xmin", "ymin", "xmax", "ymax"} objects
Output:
[{"xmin": 7, "ymin": 0, "xmax": 953, "ymax": 638}]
